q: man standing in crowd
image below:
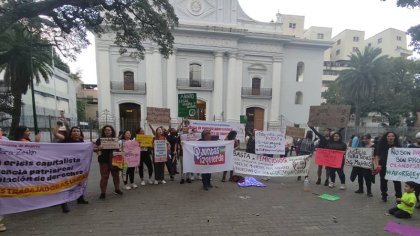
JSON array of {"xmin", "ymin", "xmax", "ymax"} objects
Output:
[{"xmin": 199, "ymin": 129, "xmax": 213, "ymax": 191}]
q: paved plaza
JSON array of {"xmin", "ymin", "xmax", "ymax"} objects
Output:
[{"xmin": 2, "ymin": 156, "xmax": 419, "ymax": 236}]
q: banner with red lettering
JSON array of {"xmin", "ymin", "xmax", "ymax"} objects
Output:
[
  {"xmin": 385, "ymin": 148, "xmax": 420, "ymax": 183},
  {"xmin": 315, "ymin": 148, "xmax": 345, "ymax": 168},
  {"xmin": 182, "ymin": 141, "xmax": 234, "ymax": 173}
]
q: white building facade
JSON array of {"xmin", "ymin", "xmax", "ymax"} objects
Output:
[{"xmin": 96, "ymin": 0, "xmax": 331, "ymax": 133}]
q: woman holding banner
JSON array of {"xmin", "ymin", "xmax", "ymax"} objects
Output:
[
  {"xmin": 222, "ymin": 131, "xmax": 239, "ymax": 182},
  {"xmin": 309, "ymin": 126, "xmax": 332, "ymax": 186},
  {"xmin": 153, "ymin": 127, "xmax": 168, "ymax": 184},
  {"xmin": 60, "ymin": 127, "xmax": 89, "ymax": 213},
  {"xmin": 352, "ymin": 134, "xmax": 375, "ymax": 197},
  {"xmin": 136, "ymin": 128, "xmax": 154, "ymax": 186},
  {"xmin": 375, "ymin": 132, "xmax": 402, "ymax": 202},
  {"xmin": 200, "ymin": 129, "xmax": 213, "ymax": 190},
  {"xmin": 327, "ymin": 132, "xmax": 347, "ymax": 190},
  {"xmin": 119, "ymin": 130, "xmax": 138, "ymax": 190},
  {"xmin": 95, "ymin": 125, "xmax": 123, "ymax": 200}
]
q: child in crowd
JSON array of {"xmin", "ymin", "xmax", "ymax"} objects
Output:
[{"xmin": 389, "ymin": 182, "xmax": 417, "ymax": 219}]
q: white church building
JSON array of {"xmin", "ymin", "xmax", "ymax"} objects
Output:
[{"xmin": 96, "ymin": 0, "xmax": 332, "ymax": 133}]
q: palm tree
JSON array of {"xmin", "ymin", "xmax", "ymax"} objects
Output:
[
  {"xmin": 0, "ymin": 24, "xmax": 52, "ymax": 136},
  {"xmin": 336, "ymin": 46, "xmax": 388, "ymax": 127}
]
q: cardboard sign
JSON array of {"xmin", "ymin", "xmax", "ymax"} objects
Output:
[
  {"xmin": 188, "ymin": 120, "xmax": 246, "ymax": 143},
  {"xmin": 315, "ymin": 148, "xmax": 345, "ymax": 168},
  {"xmin": 385, "ymin": 148, "xmax": 420, "ymax": 183},
  {"xmin": 123, "ymin": 140, "xmax": 141, "ymax": 167},
  {"xmin": 147, "ymin": 107, "xmax": 171, "ymax": 124},
  {"xmin": 136, "ymin": 134, "xmax": 154, "ymax": 148},
  {"xmin": 308, "ymin": 105, "xmax": 351, "ymax": 128},
  {"xmin": 285, "ymin": 126, "xmax": 306, "ymax": 138},
  {"xmin": 255, "ymin": 131, "xmax": 285, "ymax": 155},
  {"xmin": 233, "ymin": 151, "xmax": 310, "ymax": 177},
  {"xmin": 100, "ymin": 138, "xmax": 119, "ymax": 150},
  {"xmin": 345, "ymin": 148, "xmax": 374, "ymax": 169},
  {"xmin": 178, "ymin": 93, "xmax": 197, "ymax": 117},
  {"xmin": 154, "ymin": 140, "xmax": 168, "ymax": 162}
]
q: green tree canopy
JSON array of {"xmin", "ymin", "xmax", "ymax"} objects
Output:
[{"xmin": 0, "ymin": 0, "xmax": 179, "ymax": 59}]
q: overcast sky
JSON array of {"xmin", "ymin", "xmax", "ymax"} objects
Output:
[{"xmin": 68, "ymin": 0, "xmax": 420, "ymax": 84}]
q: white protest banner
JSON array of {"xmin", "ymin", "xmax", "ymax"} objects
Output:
[
  {"xmin": 233, "ymin": 151, "xmax": 309, "ymax": 176},
  {"xmin": 255, "ymin": 131, "xmax": 285, "ymax": 155},
  {"xmin": 123, "ymin": 140, "xmax": 141, "ymax": 167},
  {"xmin": 188, "ymin": 120, "xmax": 245, "ymax": 142},
  {"xmin": 385, "ymin": 148, "xmax": 420, "ymax": 183},
  {"xmin": 345, "ymin": 148, "xmax": 374, "ymax": 169},
  {"xmin": 182, "ymin": 141, "xmax": 234, "ymax": 173},
  {"xmin": 0, "ymin": 141, "xmax": 93, "ymax": 215},
  {"xmin": 154, "ymin": 140, "xmax": 168, "ymax": 162}
]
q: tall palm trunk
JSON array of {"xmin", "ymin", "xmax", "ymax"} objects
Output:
[{"xmin": 10, "ymin": 91, "xmax": 22, "ymax": 138}]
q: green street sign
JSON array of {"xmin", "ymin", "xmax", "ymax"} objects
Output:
[
  {"xmin": 240, "ymin": 115, "xmax": 247, "ymax": 124},
  {"xmin": 178, "ymin": 93, "xmax": 197, "ymax": 117}
]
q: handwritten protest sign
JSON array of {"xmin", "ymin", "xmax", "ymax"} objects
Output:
[
  {"xmin": 308, "ymin": 105, "xmax": 351, "ymax": 128},
  {"xmin": 180, "ymin": 133, "xmax": 201, "ymax": 142},
  {"xmin": 255, "ymin": 131, "xmax": 285, "ymax": 155},
  {"xmin": 0, "ymin": 141, "xmax": 93, "ymax": 215},
  {"xmin": 136, "ymin": 134, "xmax": 154, "ymax": 148},
  {"xmin": 154, "ymin": 140, "xmax": 168, "ymax": 162},
  {"xmin": 385, "ymin": 148, "xmax": 420, "ymax": 183},
  {"xmin": 315, "ymin": 148, "xmax": 345, "ymax": 168},
  {"xmin": 233, "ymin": 151, "xmax": 310, "ymax": 176},
  {"xmin": 345, "ymin": 148, "xmax": 374, "ymax": 169},
  {"xmin": 147, "ymin": 107, "xmax": 171, "ymax": 124},
  {"xmin": 100, "ymin": 138, "xmax": 119, "ymax": 150},
  {"xmin": 188, "ymin": 120, "xmax": 246, "ymax": 142},
  {"xmin": 112, "ymin": 152, "xmax": 125, "ymax": 169},
  {"xmin": 182, "ymin": 141, "xmax": 234, "ymax": 173},
  {"xmin": 285, "ymin": 127, "xmax": 306, "ymax": 138},
  {"xmin": 123, "ymin": 141, "xmax": 141, "ymax": 167}
]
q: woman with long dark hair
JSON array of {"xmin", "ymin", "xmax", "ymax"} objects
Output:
[
  {"xmin": 136, "ymin": 128, "xmax": 154, "ymax": 185},
  {"xmin": 153, "ymin": 126, "xmax": 167, "ymax": 184},
  {"xmin": 95, "ymin": 125, "xmax": 122, "ymax": 200},
  {"xmin": 327, "ymin": 132, "xmax": 347, "ymax": 190},
  {"xmin": 60, "ymin": 127, "xmax": 89, "ymax": 213},
  {"xmin": 119, "ymin": 130, "xmax": 138, "ymax": 190},
  {"xmin": 353, "ymin": 134, "xmax": 375, "ymax": 197},
  {"xmin": 374, "ymin": 131, "xmax": 402, "ymax": 202},
  {"xmin": 222, "ymin": 130, "xmax": 239, "ymax": 182}
]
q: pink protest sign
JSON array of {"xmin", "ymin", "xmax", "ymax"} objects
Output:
[
  {"xmin": 315, "ymin": 148, "xmax": 345, "ymax": 168},
  {"xmin": 123, "ymin": 140, "xmax": 141, "ymax": 167}
]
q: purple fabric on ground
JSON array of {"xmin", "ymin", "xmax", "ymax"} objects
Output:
[
  {"xmin": 237, "ymin": 177, "xmax": 266, "ymax": 187},
  {"xmin": 384, "ymin": 221, "xmax": 420, "ymax": 236}
]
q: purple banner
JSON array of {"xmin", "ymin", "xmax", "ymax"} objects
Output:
[{"xmin": 0, "ymin": 141, "xmax": 93, "ymax": 215}]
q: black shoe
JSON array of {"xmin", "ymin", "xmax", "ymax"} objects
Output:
[
  {"xmin": 99, "ymin": 193, "xmax": 106, "ymax": 200},
  {"xmin": 180, "ymin": 179, "xmax": 185, "ymax": 184},
  {"xmin": 61, "ymin": 203, "xmax": 70, "ymax": 213},
  {"xmin": 77, "ymin": 197, "xmax": 89, "ymax": 204},
  {"xmin": 186, "ymin": 178, "xmax": 192, "ymax": 183},
  {"xmin": 208, "ymin": 184, "xmax": 213, "ymax": 188},
  {"xmin": 203, "ymin": 186, "xmax": 209, "ymax": 191},
  {"xmin": 114, "ymin": 190, "xmax": 123, "ymax": 195},
  {"xmin": 316, "ymin": 178, "xmax": 321, "ymax": 185},
  {"xmin": 324, "ymin": 180, "xmax": 329, "ymax": 186},
  {"xmin": 297, "ymin": 176, "xmax": 301, "ymax": 181},
  {"xmin": 381, "ymin": 196, "xmax": 387, "ymax": 202},
  {"xmin": 170, "ymin": 176, "xmax": 175, "ymax": 181},
  {"xmin": 367, "ymin": 193, "xmax": 373, "ymax": 197},
  {"xmin": 416, "ymin": 204, "xmax": 420, "ymax": 209},
  {"xmin": 355, "ymin": 190, "xmax": 364, "ymax": 194},
  {"xmin": 221, "ymin": 178, "xmax": 226, "ymax": 182},
  {"xmin": 228, "ymin": 177, "xmax": 233, "ymax": 182},
  {"xmin": 175, "ymin": 171, "xmax": 180, "ymax": 174}
]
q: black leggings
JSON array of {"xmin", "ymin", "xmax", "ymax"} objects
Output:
[
  {"xmin": 389, "ymin": 207, "xmax": 411, "ymax": 218},
  {"xmin": 353, "ymin": 167, "xmax": 373, "ymax": 193},
  {"xmin": 139, "ymin": 151, "xmax": 153, "ymax": 179},
  {"xmin": 124, "ymin": 167, "xmax": 135, "ymax": 184}
]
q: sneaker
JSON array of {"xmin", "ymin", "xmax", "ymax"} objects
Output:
[
  {"xmin": 170, "ymin": 176, "xmax": 174, "ymax": 181},
  {"xmin": 180, "ymin": 179, "xmax": 185, "ymax": 184},
  {"xmin": 328, "ymin": 182, "xmax": 335, "ymax": 188},
  {"xmin": 132, "ymin": 183, "xmax": 138, "ymax": 189},
  {"xmin": 355, "ymin": 189, "xmax": 364, "ymax": 194},
  {"xmin": 381, "ymin": 196, "xmax": 387, "ymax": 202},
  {"xmin": 324, "ymin": 180, "xmax": 329, "ymax": 186},
  {"xmin": 161, "ymin": 180, "xmax": 167, "ymax": 184},
  {"xmin": 124, "ymin": 185, "xmax": 132, "ymax": 190},
  {"xmin": 0, "ymin": 224, "xmax": 6, "ymax": 232},
  {"xmin": 148, "ymin": 179, "xmax": 154, "ymax": 185},
  {"xmin": 197, "ymin": 175, "xmax": 202, "ymax": 180},
  {"xmin": 203, "ymin": 186, "xmax": 209, "ymax": 191},
  {"xmin": 77, "ymin": 197, "xmax": 89, "ymax": 204},
  {"xmin": 208, "ymin": 184, "xmax": 213, "ymax": 188},
  {"xmin": 154, "ymin": 180, "xmax": 159, "ymax": 185},
  {"xmin": 99, "ymin": 193, "xmax": 106, "ymax": 200},
  {"xmin": 367, "ymin": 193, "xmax": 373, "ymax": 197},
  {"xmin": 221, "ymin": 178, "xmax": 226, "ymax": 182},
  {"xmin": 186, "ymin": 178, "xmax": 192, "ymax": 183},
  {"xmin": 114, "ymin": 190, "xmax": 123, "ymax": 195},
  {"xmin": 191, "ymin": 176, "xmax": 195, "ymax": 181},
  {"xmin": 339, "ymin": 184, "xmax": 346, "ymax": 190},
  {"xmin": 141, "ymin": 180, "xmax": 146, "ymax": 186},
  {"xmin": 316, "ymin": 178, "xmax": 321, "ymax": 185}
]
